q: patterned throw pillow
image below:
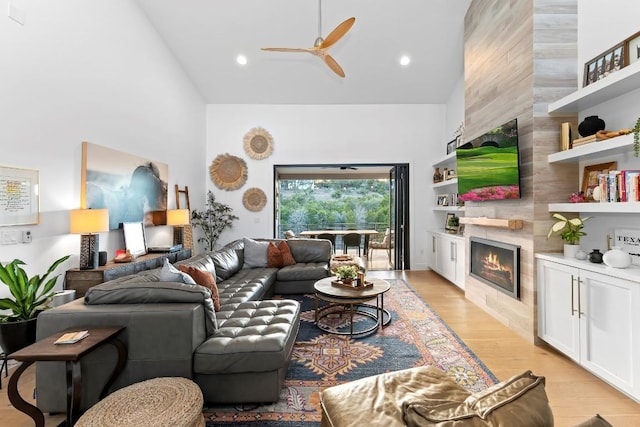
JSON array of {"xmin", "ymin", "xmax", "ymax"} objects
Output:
[
  {"xmin": 159, "ymin": 258, "xmax": 196, "ymax": 284},
  {"xmin": 178, "ymin": 264, "xmax": 221, "ymax": 311}
]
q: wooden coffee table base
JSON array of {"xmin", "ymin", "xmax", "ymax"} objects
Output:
[{"xmin": 8, "ymin": 327, "xmax": 127, "ymax": 427}]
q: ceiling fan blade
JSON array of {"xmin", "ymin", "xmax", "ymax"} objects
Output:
[
  {"xmin": 321, "ymin": 17, "xmax": 355, "ymax": 49},
  {"xmin": 323, "ymin": 54, "xmax": 345, "ymax": 78},
  {"xmin": 261, "ymin": 47, "xmax": 311, "ymax": 53}
]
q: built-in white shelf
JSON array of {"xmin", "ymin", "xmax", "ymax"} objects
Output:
[
  {"xmin": 431, "ymin": 152, "xmax": 456, "ymax": 168},
  {"xmin": 548, "ymin": 61, "xmax": 640, "ymax": 114},
  {"xmin": 548, "ymin": 134, "xmax": 633, "ymax": 163},
  {"xmin": 548, "ymin": 202, "xmax": 640, "ymax": 213},
  {"xmin": 432, "ymin": 178, "xmax": 458, "ymax": 188},
  {"xmin": 432, "ymin": 206, "xmax": 465, "ymax": 212}
]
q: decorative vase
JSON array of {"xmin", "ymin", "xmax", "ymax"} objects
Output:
[
  {"xmin": 575, "ymin": 250, "xmax": 588, "ymax": 260},
  {"xmin": 578, "ymin": 115, "xmax": 606, "ymax": 137},
  {"xmin": 602, "ymin": 246, "xmax": 632, "ymax": 268},
  {"xmin": 588, "ymin": 249, "xmax": 604, "ymax": 264},
  {"xmin": 563, "ymin": 244, "xmax": 580, "ymax": 259},
  {"xmin": 433, "ymin": 167, "xmax": 442, "ymax": 183}
]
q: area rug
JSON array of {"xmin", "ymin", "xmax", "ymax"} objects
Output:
[{"xmin": 204, "ymin": 279, "xmax": 497, "ymax": 426}]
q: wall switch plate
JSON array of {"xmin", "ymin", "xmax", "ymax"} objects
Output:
[
  {"xmin": 2, "ymin": 230, "xmax": 19, "ymax": 245},
  {"xmin": 22, "ymin": 230, "xmax": 32, "ymax": 243}
]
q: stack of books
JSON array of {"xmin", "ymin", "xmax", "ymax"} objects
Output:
[
  {"xmin": 572, "ymin": 134, "xmax": 600, "ymax": 148},
  {"xmin": 598, "ymin": 170, "xmax": 640, "ymax": 202}
]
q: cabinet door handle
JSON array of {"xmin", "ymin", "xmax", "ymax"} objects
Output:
[
  {"xmin": 571, "ymin": 275, "xmax": 577, "ymax": 316},
  {"xmin": 577, "ymin": 277, "xmax": 584, "ymax": 318},
  {"xmin": 450, "ymin": 242, "xmax": 456, "ymax": 261},
  {"xmin": 432, "ymin": 236, "xmax": 436, "ymax": 253}
]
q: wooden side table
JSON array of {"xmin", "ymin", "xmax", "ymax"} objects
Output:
[{"xmin": 8, "ymin": 327, "xmax": 127, "ymax": 427}]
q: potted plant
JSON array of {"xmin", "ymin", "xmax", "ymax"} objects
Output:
[
  {"xmin": 633, "ymin": 117, "xmax": 640, "ymax": 157},
  {"xmin": 191, "ymin": 190, "xmax": 238, "ymax": 251},
  {"xmin": 547, "ymin": 213, "xmax": 590, "ymax": 258},
  {"xmin": 0, "ymin": 255, "xmax": 70, "ymax": 354},
  {"xmin": 336, "ymin": 265, "xmax": 358, "ymax": 283}
]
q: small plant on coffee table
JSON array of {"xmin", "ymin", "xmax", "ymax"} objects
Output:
[{"xmin": 336, "ymin": 265, "xmax": 358, "ymax": 283}]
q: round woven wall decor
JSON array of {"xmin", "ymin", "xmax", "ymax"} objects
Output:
[
  {"xmin": 242, "ymin": 187, "xmax": 267, "ymax": 212},
  {"xmin": 243, "ymin": 127, "xmax": 274, "ymax": 160},
  {"xmin": 209, "ymin": 153, "xmax": 247, "ymax": 191}
]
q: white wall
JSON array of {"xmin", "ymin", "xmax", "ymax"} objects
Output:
[
  {"xmin": 575, "ymin": 1, "xmax": 640, "ymax": 252},
  {"xmin": 445, "ymin": 74, "xmax": 465, "ymax": 141},
  {"xmin": 206, "ymin": 104, "xmax": 445, "ymax": 269},
  {"xmin": 0, "ymin": 1, "xmax": 205, "ymax": 300}
]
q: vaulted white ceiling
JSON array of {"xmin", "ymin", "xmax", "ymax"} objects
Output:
[{"xmin": 135, "ymin": 0, "xmax": 471, "ymax": 104}]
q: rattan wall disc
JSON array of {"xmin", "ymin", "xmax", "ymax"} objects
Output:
[
  {"xmin": 209, "ymin": 153, "xmax": 247, "ymax": 191},
  {"xmin": 242, "ymin": 187, "xmax": 267, "ymax": 212},
  {"xmin": 243, "ymin": 127, "xmax": 274, "ymax": 160}
]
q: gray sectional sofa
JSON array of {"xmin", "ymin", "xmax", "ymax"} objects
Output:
[{"xmin": 35, "ymin": 237, "xmax": 332, "ymax": 413}]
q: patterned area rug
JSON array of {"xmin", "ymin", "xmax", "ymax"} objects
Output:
[{"xmin": 204, "ymin": 279, "xmax": 497, "ymax": 426}]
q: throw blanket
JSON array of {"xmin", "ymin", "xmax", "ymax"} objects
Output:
[{"xmin": 85, "ymin": 279, "xmax": 218, "ymax": 335}]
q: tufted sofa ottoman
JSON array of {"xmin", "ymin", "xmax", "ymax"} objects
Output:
[{"xmin": 194, "ymin": 299, "xmax": 300, "ymax": 404}]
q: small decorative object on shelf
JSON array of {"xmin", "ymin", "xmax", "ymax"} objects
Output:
[
  {"xmin": 634, "ymin": 117, "xmax": 640, "ymax": 157},
  {"xmin": 588, "ymin": 249, "xmax": 604, "ymax": 264},
  {"xmin": 602, "ymin": 246, "xmax": 632, "ymax": 268},
  {"xmin": 569, "ymin": 192, "xmax": 585, "ymax": 203},
  {"xmin": 433, "ymin": 167, "xmax": 443, "ymax": 183},
  {"xmin": 575, "ymin": 250, "xmax": 588, "ymax": 260},
  {"xmin": 578, "ymin": 115, "xmax": 605, "ymax": 137}
]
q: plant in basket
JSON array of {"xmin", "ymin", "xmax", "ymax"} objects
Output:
[{"xmin": 336, "ymin": 265, "xmax": 358, "ymax": 283}]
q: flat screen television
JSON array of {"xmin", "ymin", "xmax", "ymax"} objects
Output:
[{"xmin": 456, "ymin": 118, "xmax": 521, "ymax": 202}]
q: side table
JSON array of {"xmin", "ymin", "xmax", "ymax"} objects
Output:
[{"xmin": 8, "ymin": 327, "xmax": 127, "ymax": 427}]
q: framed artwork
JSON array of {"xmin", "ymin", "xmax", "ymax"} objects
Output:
[
  {"xmin": 82, "ymin": 141, "xmax": 168, "ymax": 229},
  {"xmin": 436, "ymin": 194, "xmax": 449, "ymax": 206},
  {"xmin": 445, "ymin": 213, "xmax": 458, "ymax": 233},
  {"xmin": 624, "ymin": 30, "xmax": 640, "ymax": 65},
  {"xmin": 0, "ymin": 165, "xmax": 39, "ymax": 226},
  {"xmin": 581, "ymin": 161, "xmax": 616, "ymax": 201},
  {"xmin": 446, "ymin": 139, "xmax": 457, "ymax": 155},
  {"xmin": 583, "ymin": 42, "xmax": 625, "ymax": 87},
  {"xmin": 458, "ymin": 224, "xmax": 465, "ymax": 236}
]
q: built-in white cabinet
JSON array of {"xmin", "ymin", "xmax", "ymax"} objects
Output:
[
  {"xmin": 536, "ymin": 254, "xmax": 640, "ymax": 401},
  {"xmin": 427, "ymin": 230, "xmax": 465, "ymax": 290}
]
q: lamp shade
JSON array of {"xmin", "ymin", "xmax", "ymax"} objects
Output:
[
  {"xmin": 166, "ymin": 209, "xmax": 190, "ymax": 226},
  {"xmin": 70, "ymin": 209, "xmax": 109, "ymax": 234}
]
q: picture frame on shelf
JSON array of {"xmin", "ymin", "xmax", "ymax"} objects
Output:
[
  {"xmin": 445, "ymin": 213, "xmax": 458, "ymax": 233},
  {"xmin": 612, "ymin": 229, "xmax": 640, "ymax": 266},
  {"xmin": 446, "ymin": 139, "xmax": 457, "ymax": 155},
  {"xmin": 581, "ymin": 161, "xmax": 617, "ymax": 201},
  {"xmin": 458, "ymin": 224, "xmax": 465, "ymax": 236},
  {"xmin": 583, "ymin": 42, "xmax": 624, "ymax": 87},
  {"xmin": 446, "ymin": 169, "xmax": 457, "ymax": 180},
  {"xmin": 624, "ymin": 30, "xmax": 640, "ymax": 65},
  {"xmin": 436, "ymin": 194, "xmax": 449, "ymax": 206}
]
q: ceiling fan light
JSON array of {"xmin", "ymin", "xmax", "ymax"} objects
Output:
[
  {"xmin": 236, "ymin": 55, "xmax": 248, "ymax": 65},
  {"xmin": 314, "ymin": 36, "xmax": 324, "ymax": 47}
]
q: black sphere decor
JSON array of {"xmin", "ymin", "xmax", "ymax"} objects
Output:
[{"xmin": 578, "ymin": 115, "xmax": 605, "ymax": 137}]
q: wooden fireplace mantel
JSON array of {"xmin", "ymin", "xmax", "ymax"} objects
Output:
[{"xmin": 459, "ymin": 217, "xmax": 523, "ymax": 230}]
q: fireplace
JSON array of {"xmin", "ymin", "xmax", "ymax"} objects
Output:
[{"xmin": 469, "ymin": 237, "xmax": 520, "ymax": 299}]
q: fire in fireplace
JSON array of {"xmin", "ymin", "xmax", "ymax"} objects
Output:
[{"xmin": 469, "ymin": 237, "xmax": 520, "ymax": 299}]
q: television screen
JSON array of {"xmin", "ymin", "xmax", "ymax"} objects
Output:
[{"xmin": 456, "ymin": 118, "xmax": 521, "ymax": 202}]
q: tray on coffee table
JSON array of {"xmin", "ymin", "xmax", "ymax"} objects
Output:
[{"xmin": 331, "ymin": 280, "xmax": 373, "ymax": 290}]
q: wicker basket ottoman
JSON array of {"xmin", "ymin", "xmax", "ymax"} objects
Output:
[{"xmin": 75, "ymin": 377, "xmax": 205, "ymax": 427}]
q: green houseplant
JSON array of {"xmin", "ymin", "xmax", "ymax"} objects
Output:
[
  {"xmin": 336, "ymin": 265, "xmax": 358, "ymax": 282},
  {"xmin": 191, "ymin": 190, "xmax": 238, "ymax": 251},
  {"xmin": 0, "ymin": 255, "xmax": 70, "ymax": 354},
  {"xmin": 547, "ymin": 213, "xmax": 590, "ymax": 257}
]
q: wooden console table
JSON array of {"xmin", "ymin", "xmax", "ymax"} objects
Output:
[
  {"xmin": 65, "ymin": 249, "xmax": 192, "ymax": 297},
  {"xmin": 8, "ymin": 327, "xmax": 127, "ymax": 427}
]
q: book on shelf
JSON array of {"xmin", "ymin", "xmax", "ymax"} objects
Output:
[
  {"xmin": 560, "ymin": 122, "xmax": 572, "ymax": 151},
  {"xmin": 572, "ymin": 134, "xmax": 600, "ymax": 147},
  {"xmin": 597, "ymin": 170, "xmax": 640, "ymax": 203},
  {"xmin": 54, "ymin": 330, "xmax": 89, "ymax": 345}
]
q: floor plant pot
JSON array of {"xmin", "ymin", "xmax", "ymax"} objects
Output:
[
  {"xmin": 563, "ymin": 244, "xmax": 580, "ymax": 259},
  {"xmin": 0, "ymin": 317, "xmax": 38, "ymax": 355}
]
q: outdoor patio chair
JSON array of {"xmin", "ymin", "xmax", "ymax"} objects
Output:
[
  {"xmin": 343, "ymin": 233, "xmax": 362, "ymax": 256},
  {"xmin": 317, "ymin": 233, "xmax": 336, "ymax": 253},
  {"xmin": 368, "ymin": 229, "xmax": 393, "ymax": 262}
]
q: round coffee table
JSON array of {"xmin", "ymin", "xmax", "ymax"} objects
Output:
[{"xmin": 313, "ymin": 277, "xmax": 391, "ymax": 337}]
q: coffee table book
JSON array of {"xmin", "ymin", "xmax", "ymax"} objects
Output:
[{"xmin": 54, "ymin": 330, "xmax": 89, "ymax": 345}]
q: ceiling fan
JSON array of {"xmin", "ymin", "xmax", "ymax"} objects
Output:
[{"xmin": 261, "ymin": 0, "xmax": 355, "ymax": 77}]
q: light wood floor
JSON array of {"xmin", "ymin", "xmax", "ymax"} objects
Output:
[{"xmin": 1, "ymin": 270, "xmax": 639, "ymax": 426}]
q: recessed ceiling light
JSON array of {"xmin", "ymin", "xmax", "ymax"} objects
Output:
[
  {"xmin": 400, "ymin": 55, "xmax": 411, "ymax": 66},
  {"xmin": 236, "ymin": 55, "xmax": 248, "ymax": 66}
]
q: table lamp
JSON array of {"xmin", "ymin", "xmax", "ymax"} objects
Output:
[
  {"xmin": 166, "ymin": 209, "xmax": 190, "ymax": 246},
  {"xmin": 70, "ymin": 208, "xmax": 109, "ymax": 270}
]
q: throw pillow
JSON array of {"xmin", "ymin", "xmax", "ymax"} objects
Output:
[
  {"xmin": 159, "ymin": 258, "xmax": 196, "ymax": 284},
  {"xmin": 267, "ymin": 242, "xmax": 284, "ymax": 268},
  {"xmin": 278, "ymin": 240, "xmax": 296, "ymax": 266},
  {"xmin": 243, "ymin": 237, "xmax": 270, "ymax": 268},
  {"xmin": 178, "ymin": 265, "xmax": 220, "ymax": 311}
]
